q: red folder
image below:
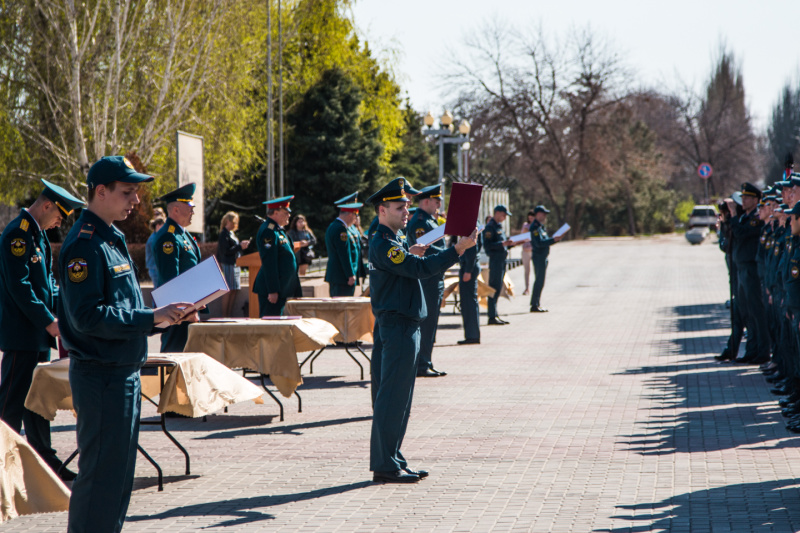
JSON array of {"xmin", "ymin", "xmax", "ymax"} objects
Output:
[
  {"xmin": 57, "ymin": 338, "xmax": 68, "ymax": 359},
  {"xmin": 444, "ymin": 182, "xmax": 483, "ymax": 236}
]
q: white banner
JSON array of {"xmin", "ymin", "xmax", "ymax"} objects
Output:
[{"xmin": 176, "ymin": 131, "xmax": 204, "ymax": 235}]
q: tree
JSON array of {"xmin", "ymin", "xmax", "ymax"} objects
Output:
[
  {"xmin": 388, "ymin": 103, "xmax": 438, "ymax": 185},
  {"xmin": 766, "ymin": 83, "xmax": 800, "ymax": 182},
  {"xmin": 284, "ymin": 67, "xmax": 382, "ymax": 242}
]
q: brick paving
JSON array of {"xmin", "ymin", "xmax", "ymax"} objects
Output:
[{"xmin": 4, "ymin": 234, "xmax": 800, "ymax": 532}]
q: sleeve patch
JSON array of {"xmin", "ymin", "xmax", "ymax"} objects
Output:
[
  {"xmin": 162, "ymin": 241, "xmax": 174, "ymax": 254},
  {"xmin": 10, "ymin": 238, "xmax": 26, "ymax": 257},
  {"xmin": 67, "ymin": 258, "xmax": 88, "ymax": 283},
  {"xmin": 387, "ymin": 246, "xmax": 405, "ymax": 264},
  {"xmin": 415, "ymin": 227, "xmax": 426, "ymax": 238},
  {"xmin": 340, "ymin": 231, "xmax": 348, "ymax": 241}
]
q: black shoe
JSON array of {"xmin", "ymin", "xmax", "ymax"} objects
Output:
[
  {"xmin": 373, "ymin": 470, "xmax": 420, "ymax": 483},
  {"xmin": 404, "ymin": 467, "xmax": 429, "ymax": 479},
  {"xmin": 487, "ymin": 319, "xmax": 507, "ymax": 326},
  {"xmin": 772, "ymin": 385, "xmax": 793, "ymax": 396},
  {"xmin": 530, "ymin": 307, "xmax": 548, "ymax": 313},
  {"xmin": 58, "ymin": 466, "xmax": 78, "ymax": 482},
  {"xmin": 457, "ymin": 339, "xmax": 480, "ymax": 345},
  {"xmin": 417, "ymin": 368, "xmax": 444, "ymax": 377},
  {"xmin": 766, "ymin": 373, "xmax": 786, "ymax": 384},
  {"xmin": 430, "ymin": 367, "xmax": 447, "ymax": 376},
  {"xmin": 715, "ymin": 348, "xmax": 733, "ymax": 361}
]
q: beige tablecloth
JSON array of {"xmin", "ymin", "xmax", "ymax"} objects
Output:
[
  {"xmin": 25, "ymin": 353, "xmax": 265, "ymax": 420},
  {"xmin": 443, "ymin": 275, "xmax": 498, "ymax": 309},
  {"xmin": 0, "ymin": 420, "xmax": 70, "ymax": 523},
  {"xmin": 284, "ymin": 297, "xmax": 374, "ymax": 343},
  {"xmin": 184, "ymin": 318, "xmax": 338, "ymax": 398}
]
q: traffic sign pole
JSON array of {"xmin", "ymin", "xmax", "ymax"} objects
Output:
[{"xmin": 697, "ymin": 163, "xmax": 713, "ymax": 204}]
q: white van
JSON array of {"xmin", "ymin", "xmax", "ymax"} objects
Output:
[{"xmin": 688, "ymin": 205, "xmax": 718, "ymax": 229}]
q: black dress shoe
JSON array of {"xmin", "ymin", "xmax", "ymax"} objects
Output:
[
  {"xmin": 58, "ymin": 466, "xmax": 78, "ymax": 482},
  {"xmin": 430, "ymin": 367, "xmax": 447, "ymax": 376},
  {"xmin": 404, "ymin": 467, "xmax": 429, "ymax": 479},
  {"xmin": 417, "ymin": 368, "xmax": 444, "ymax": 377},
  {"xmin": 373, "ymin": 470, "xmax": 420, "ymax": 483},
  {"xmin": 530, "ymin": 307, "xmax": 548, "ymax": 312},
  {"xmin": 772, "ymin": 385, "xmax": 793, "ymax": 396},
  {"xmin": 715, "ymin": 348, "xmax": 733, "ymax": 361},
  {"xmin": 487, "ymin": 319, "xmax": 507, "ymax": 326},
  {"xmin": 766, "ymin": 373, "xmax": 786, "ymax": 384},
  {"xmin": 457, "ymin": 339, "xmax": 480, "ymax": 345}
]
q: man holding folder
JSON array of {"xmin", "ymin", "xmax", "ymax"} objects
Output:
[{"xmin": 529, "ymin": 205, "xmax": 563, "ymax": 312}]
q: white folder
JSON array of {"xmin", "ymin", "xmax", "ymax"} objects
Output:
[{"xmin": 151, "ymin": 256, "xmax": 229, "ymax": 328}]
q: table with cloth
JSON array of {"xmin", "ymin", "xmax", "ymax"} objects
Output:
[
  {"xmin": 24, "ymin": 353, "xmax": 265, "ymax": 491},
  {"xmin": 183, "ymin": 317, "xmax": 339, "ymax": 420},
  {"xmin": 0, "ymin": 419, "xmax": 71, "ymax": 523},
  {"xmin": 284, "ymin": 298, "xmax": 373, "ymax": 379}
]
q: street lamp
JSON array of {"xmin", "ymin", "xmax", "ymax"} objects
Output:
[{"xmin": 423, "ymin": 110, "xmax": 471, "ymax": 203}]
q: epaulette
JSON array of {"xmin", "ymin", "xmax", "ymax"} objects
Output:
[
  {"xmin": 19, "ymin": 219, "xmax": 30, "ymax": 232},
  {"xmin": 79, "ymin": 224, "xmax": 95, "ymax": 240},
  {"xmin": 268, "ymin": 222, "xmax": 275, "ymax": 230},
  {"xmin": 168, "ymin": 225, "xmax": 175, "ymax": 234}
]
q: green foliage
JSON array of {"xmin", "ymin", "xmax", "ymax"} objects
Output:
[{"xmin": 674, "ymin": 199, "xmax": 695, "ymax": 224}]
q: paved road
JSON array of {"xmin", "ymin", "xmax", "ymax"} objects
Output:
[{"xmin": 5, "ymin": 234, "xmax": 800, "ymax": 532}]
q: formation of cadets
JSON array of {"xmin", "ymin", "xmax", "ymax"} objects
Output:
[{"xmin": 717, "ymin": 167, "xmax": 800, "ymax": 433}]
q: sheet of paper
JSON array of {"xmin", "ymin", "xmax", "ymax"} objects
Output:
[
  {"xmin": 415, "ymin": 224, "xmax": 445, "ymax": 246},
  {"xmin": 509, "ymin": 233, "xmax": 531, "ymax": 244},
  {"xmin": 553, "ymin": 223, "xmax": 571, "ymax": 239},
  {"xmin": 152, "ymin": 256, "xmax": 229, "ymax": 328}
]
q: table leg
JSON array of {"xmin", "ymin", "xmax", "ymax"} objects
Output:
[
  {"xmin": 353, "ymin": 343, "xmax": 371, "ymax": 364},
  {"xmin": 294, "ymin": 390, "xmax": 302, "ymax": 413},
  {"xmin": 58, "ymin": 449, "xmax": 79, "ymax": 477},
  {"xmin": 137, "ymin": 445, "xmax": 163, "ymax": 492},
  {"xmin": 309, "ymin": 349, "xmax": 327, "ymax": 374},
  {"xmin": 343, "ymin": 345, "xmax": 365, "ymax": 380},
  {"xmin": 257, "ymin": 373, "xmax": 285, "ymax": 422},
  {"xmin": 300, "ymin": 348, "xmax": 323, "ymax": 372}
]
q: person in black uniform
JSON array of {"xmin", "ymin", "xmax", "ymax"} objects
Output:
[
  {"xmin": 716, "ymin": 195, "xmax": 745, "ymax": 361},
  {"xmin": 483, "ymin": 205, "xmax": 516, "ymax": 325},
  {"xmin": 731, "ymin": 182, "xmax": 770, "ymax": 364},
  {"xmin": 407, "ymin": 184, "xmax": 448, "ymax": 377},
  {"xmin": 58, "ymin": 156, "xmax": 191, "ymax": 533},
  {"xmin": 253, "ymin": 195, "xmax": 302, "ymax": 316},
  {"xmin": 367, "ymin": 177, "xmax": 477, "ymax": 483},
  {"xmin": 154, "ymin": 183, "xmax": 201, "ymax": 352},
  {"xmin": 324, "ymin": 201, "xmax": 362, "ymax": 297},
  {"xmin": 529, "ymin": 205, "xmax": 562, "ymax": 312},
  {"xmin": 0, "ymin": 179, "xmax": 84, "ymax": 481},
  {"xmin": 458, "ymin": 224, "xmax": 483, "ymax": 345}
]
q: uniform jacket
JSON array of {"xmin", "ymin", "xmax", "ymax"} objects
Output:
[
  {"xmin": 325, "ymin": 218, "xmax": 359, "ymax": 284},
  {"xmin": 784, "ymin": 234, "xmax": 800, "ymax": 310},
  {"xmin": 253, "ymin": 217, "xmax": 299, "ymax": 297},
  {"xmin": 459, "ymin": 232, "xmax": 483, "ymax": 274},
  {"xmin": 58, "ymin": 209, "xmax": 155, "ymax": 365},
  {"xmin": 368, "ymin": 223, "xmax": 459, "ymax": 322},
  {"xmin": 0, "ymin": 209, "xmax": 58, "ymax": 351},
  {"xmin": 530, "ymin": 219, "xmax": 555, "ymax": 259},
  {"xmin": 731, "ymin": 208, "xmax": 763, "ymax": 265},
  {"xmin": 483, "ymin": 218, "xmax": 508, "ymax": 261},
  {"xmin": 154, "ymin": 217, "xmax": 201, "ymax": 285}
]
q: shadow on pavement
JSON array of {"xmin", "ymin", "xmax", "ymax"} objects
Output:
[
  {"xmin": 127, "ymin": 481, "xmax": 373, "ymax": 528},
  {"xmin": 298, "ymin": 375, "xmax": 369, "ymax": 390},
  {"xmin": 195, "ymin": 415, "xmax": 373, "ymax": 439},
  {"xmin": 671, "ymin": 303, "xmax": 731, "ymax": 333},
  {"xmin": 133, "ymin": 474, "xmax": 200, "ymax": 492},
  {"xmin": 596, "ymin": 479, "xmax": 800, "ymax": 533}
]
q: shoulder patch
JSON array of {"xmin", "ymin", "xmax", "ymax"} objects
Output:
[
  {"xmin": 415, "ymin": 227, "xmax": 426, "ymax": 238},
  {"xmin": 19, "ymin": 219, "xmax": 29, "ymax": 232},
  {"xmin": 168, "ymin": 225, "xmax": 175, "ymax": 234},
  {"xmin": 162, "ymin": 241, "xmax": 174, "ymax": 254},
  {"xmin": 268, "ymin": 222, "xmax": 275, "ymax": 230},
  {"xmin": 340, "ymin": 231, "xmax": 348, "ymax": 241},
  {"xmin": 387, "ymin": 246, "xmax": 405, "ymax": 264},
  {"xmin": 67, "ymin": 258, "xmax": 88, "ymax": 283},
  {"xmin": 10, "ymin": 238, "xmax": 26, "ymax": 257}
]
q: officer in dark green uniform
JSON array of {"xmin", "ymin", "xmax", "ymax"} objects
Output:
[
  {"xmin": 325, "ymin": 202, "xmax": 362, "ymax": 296},
  {"xmin": 58, "ymin": 156, "xmax": 189, "ymax": 533},
  {"xmin": 154, "ymin": 183, "xmax": 201, "ymax": 352},
  {"xmin": 0, "ymin": 179, "xmax": 84, "ymax": 481},
  {"xmin": 529, "ymin": 205, "xmax": 562, "ymax": 312},
  {"xmin": 367, "ymin": 177, "xmax": 477, "ymax": 483},
  {"xmin": 253, "ymin": 195, "xmax": 302, "ymax": 316},
  {"xmin": 483, "ymin": 205, "xmax": 515, "ymax": 325},
  {"xmin": 458, "ymin": 223, "xmax": 483, "ymax": 345},
  {"xmin": 731, "ymin": 182, "xmax": 770, "ymax": 364},
  {"xmin": 407, "ymin": 184, "xmax": 447, "ymax": 377},
  {"xmin": 335, "ymin": 192, "xmax": 367, "ymax": 284}
]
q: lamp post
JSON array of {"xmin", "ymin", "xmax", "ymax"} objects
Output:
[{"xmin": 423, "ymin": 110, "xmax": 471, "ymax": 204}]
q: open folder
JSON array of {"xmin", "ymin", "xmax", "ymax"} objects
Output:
[
  {"xmin": 444, "ymin": 182, "xmax": 483, "ymax": 236},
  {"xmin": 151, "ymin": 256, "xmax": 229, "ymax": 328}
]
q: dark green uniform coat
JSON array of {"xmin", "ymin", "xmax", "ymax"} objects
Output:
[
  {"xmin": 483, "ymin": 218, "xmax": 508, "ymax": 320},
  {"xmin": 154, "ymin": 217, "xmax": 200, "ymax": 352},
  {"xmin": 530, "ymin": 219, "xmax": 556, "ymax": 309},
  {"xmin": 253, "ymin": 216, "xmax": 301, "ymax": 315},
  {"xmin": 324, "ymin": 218, "xmax": 359, "ymax": 297},
  {"xmin": 58, "ymin": 209, "xmax": 157, "ymax": 533},
  {"xmin": 459, "ymin": 231, "xmax": 483, "ymax": 341}
]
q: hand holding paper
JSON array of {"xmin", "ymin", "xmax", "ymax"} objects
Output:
[
  {"xmin": 553, "ymin": 223, "xmax": 570, "ymax": 239},
  {"xmin": 154, "ymin": 303, "xmax": 193, "ymax": 327}
]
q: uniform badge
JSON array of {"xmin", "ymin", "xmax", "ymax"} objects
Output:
[
  {"xmin": 31, "ymin": 254, "xmax": 40, "ymax": 263},
  {"xmin": 485, "ymin": 231, "xmax": 492, "ymax": 238},
  {"xmin": 387, "ymin": 246, "xmax": 405, "ymax": 264},
  {"xmin": 415, "ymin": 227, "xmax": 426, "ymax": 238},
  {"xmin": 398, "ymin": 178, "xmax": 404, "ymax": 188},
  {"xmin": 123, "ymin": 157, "xmax": 135, "ymax": 169},
  {"xmin": 162, "ymin": 242, "xmax": 174, "ymax": 254},
  {"xmin": 10, "ymin": 238, "xmax": 25, "ymax": 257},
  {"xmin": 67, "ymin": 258, "xmax": 88, "ymax": 283},
  {"xmin": 760, "ymin": 234, "xmax": 766, "ymax": 244},
  {"xmin": 793, "ymin": 265, "xmax": 800, "ymax": 279},
  {"xmin": 19, "ymin": 219, "xmax": 29, "ymax": 232},
  {"xmin": 750, "ymin": 219, "xmax": 758, "ymax": 227},
  {"xmin": 340, "ymin": 231, "xmax": 348, "ymax": 241},
  {"xmin": 774, "ymin": 245, "xmax": 781, "ymax": 256}
]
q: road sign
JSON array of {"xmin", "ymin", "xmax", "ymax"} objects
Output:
[{"xmin": 697, "ymin": 163, "xmax": 713, "ymax": 179}]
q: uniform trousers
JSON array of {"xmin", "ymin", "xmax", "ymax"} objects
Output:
[
  {"xmin": 725, "ymin": 256, "xmax": 744, "ymax": 357},
  {"xmin": 736, "ymin": 262, "xmax": 770, "ymax": 359},
  {"xmin": 0, "ymin": 349, "xmax": 60, "ymax": 468},
  {"xmin": 258, "ymin": 294, "xmax": 287, "ymax": 317},
  {"xmin": 370, "ymin": 313, "xmax": 421, "ymax": 472},
  {"xmin": 417, "ymin": 277, "xmax": 444, "ymax": 372},
  {"xmin": 530, "ymin": 255, "xmax": 548, "ymax": 308},
  {"xmin": 459, "ymin": 266, "xmax": 480, "ymax": 341},
  {"xmin": 329, "ymin": 283, "xmax": 355, "ymax": 297},
  {"xmin": 486, "ymin": 257, "xmax": 505, "ymax": 320},
  {"xmin": 68, "ymin": 359, "xmax": 141, "ymax": 533}
]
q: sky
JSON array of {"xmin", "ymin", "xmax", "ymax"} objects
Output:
[{"xmin": 350, "ymin": 0, "xmax": 800, "ymax": 132}]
